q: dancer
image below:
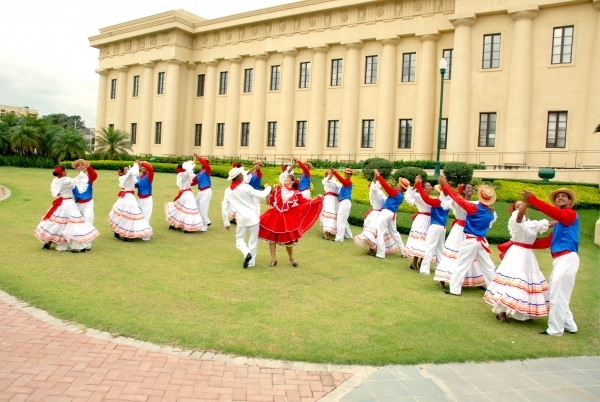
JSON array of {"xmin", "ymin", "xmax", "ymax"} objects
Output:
[
  {"xmin": 34, "ymin": 165, "xmax": 100, "ymax": 252},
  {"xmin": 373, "ymin": 169, "xmax": 408, "ymax": 258},
  {"xmin": 439, "ymin": 175, "xmax": 497, "ymax": 296},
  {"xmin": 522, "ymin": 187, "xmax": 580, "ymax": 336},
  {"xmin": 320, "ymin": 169, "xmax": 341, "ymax": 240},
  {"xmin": 259, "ymin": 174, "xmax": 323, "ymax": 267},
  {"xmin": 192, "ymin": 154, "xmax": 212, "ymax": 227},
  {"xmin": 279, "ymin": 163, "xmax": 294, "ymax": 185},
  {"xmin": 109, "ymin": 163, "xmax": 153, "ymax": 241},
  {"xmin": 165, "ymin": 160, "xmax": 205, "ymax": 233},
  {"xmin": 484, "ymin": 200, "xmax": 551, "ymax": 323},
  {"xmin": 71, "ymin": 159, "xmax": 97, "ymax": 225},
  {"xmin": 331, "ymin": 167, "xmax": 353, "ymax": 242},
  {"xmin": 229, "ymin": 161, "xmax": 263, "ymax": 223},
  {"xmin": 136, "ymin": 160, "xmax": 154, "ymax": 237},
  {"xmin": 434, "ymin": 184, "xmax": 486, "ymax": 289},
  {"xmin": 403, "ymin": 181, "xmax": 432, "ymax": 270},
  {"xmin": 293, "ymin": 157, "xmax": 313, "ymax": 200},
  {"xmin": 222, "ymin": 167, "xmax": 272, "ymax": 268}
]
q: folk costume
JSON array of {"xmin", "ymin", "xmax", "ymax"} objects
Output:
[
  {"xmin": 222, "ymin": 167, "xmax": 272, "ymax": 268},
  {"xmin": 374, "ymin": 175, "xmax": 408, "ymax": 258},
  {"xmin": 192, "ymin": 157, "xmax": 213, "ymax": 227},
  {"xmin": 136, "ymin": 161, "xmax": 154, "ymax": 227},
  {"xmin": 526, "ymin": 189, "xmax": 580, "ymax": 336},
  {"xmin": 320, "ymin": 175, "xmax": 341, "ymax": 237},
  {"xmin": 403, "ymin": 186, "xmax": 432, "ymax": 260},
  {"xmin": 109, "ymin": 163, "xmax": 153, "ymax": 240},
  {"xmin": 332, "ymin": 169, "xmax": 353, "ymax": 242},
  {"xmin": 416, "ymin": 183, "xmax": 450, "ymax": 274},
  {"xmin": 484, "ymin": 210, "xmax": 550, "ymax": 321},
  {"xmin": 165, "ymin": 161, "xmax": 205, "ymax": 232},
  {"xmin": 34, "ymin": 167, "xmax": 100, "ymax": 251},
  {"xmin": 296, "ymin": 160, "xmax": 312, "ymax": 200},
  {"xmin": 71, "ymin": 160, "xmax": 97, "ymax": 225},
  {"xmin": 354, "ymin": 180, "xmax": 398, "ymax": 254}
]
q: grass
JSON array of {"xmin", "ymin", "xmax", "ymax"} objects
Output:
[{"xmin": 0, "ymin": 166, "xmax": 598, "ymax": 365}]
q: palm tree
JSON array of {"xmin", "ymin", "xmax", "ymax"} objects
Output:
[
  {"xmin": 0, "ymin": 113, "xmax": 20, "ymax": 154},
  {"xmin": 52, "ymin": 127, "xmax": 89, "ymax": 162},
  {"xmin": 95, "ymin": 126, "xmax": 133, "ymax": 160},
  {"xmin": 38, "ymin": 124, "xmax": 63, "ymax": 157},
  {"xmin": 9, "ymin": 125, "xmax": 41, "ymax": 155}
]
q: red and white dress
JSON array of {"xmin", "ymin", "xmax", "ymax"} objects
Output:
[
  {"xmin": 320, "ymin": 176, "xmax": 341, "ymax": 235},
  {"xmin": 259, "ymin": 185, "xmax": 323, "ymax": 246},
  {"xmin": 34, "ymin": 176, "xmax": 100, "ymax": 250},
  {"xmin": 402, "ymin": 186, "xmax": 431, "ymax": 258},
  {"xmin": 354, "ymin": 181, "xmax": 399, "ymax": 254},
  {"xmin": 165, "ymin": 161, "xmax": 205, "ymax": 232}
]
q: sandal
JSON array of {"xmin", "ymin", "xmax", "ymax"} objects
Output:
[
  {"xmin": 322, "ymin": 235, "xmax": 329, "ymax": 240},
  {"xmin": 438, "ymin": 281, "xmax": 445, "ymax": 289},
  {"xmin": 410, "ymin": 264, "xmax": 417, "ymax": 270},
  {"xmin": 42, "ymin": 242, "xmax": 51, "ymax": 250},
  {"xmin": 496, "ymin": 313, "xmax": 508, "ymax": 323},
  {"xmin": 269, "ymin": 260, "xmax": 277, "ymax": 267},
  {"xmin": 289, "ymin": 258, "xmax": 298, "ymax": 267},
  {"xmin": 367, "ymin": 249, "xmax": 376, "ymax": 256}
]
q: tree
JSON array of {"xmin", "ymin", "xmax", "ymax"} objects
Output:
[
  {"xmin": 9, "ymin": 125, "xmax": 41, "ymax": 155},
  {"xmin": 94, "ymin": 126, "xmax": 132, "ymax": 160},
  {"xmin": 52, "ymin": 127, "xmax": 89, "ymax": 162},
  {"xmin": 42, "ymin": 113, "xmax": 87, "ymax": 130},
  {"xmin": 37, "ymin": 124, "xmax": 63, "ymax": 157}
]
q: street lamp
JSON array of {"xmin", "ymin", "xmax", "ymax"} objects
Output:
[{"xmin": 433, "ymin": 57, "xmax": 447, "ymax": 179}]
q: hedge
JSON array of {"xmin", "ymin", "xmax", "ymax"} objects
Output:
[
  {"xmin": 479, "ymin": 177, "xmax": 599, "ymax": 188},
  {"xmin": 490, "ymin": 180, "xmax": 600, "ymax": 210},
  {"xmin": 442, "ymin": 162, "xmax": 475, "ymax": 186},
  {"xmin": 0, "ymin": 155, "xmax": 57, "ymax": 169},
  {"xmin": 392, "ymin": 167, "xmax": 428, "ymax": 184},
  {"xmin": 362, "ymin": 158, "xmax": 394, "ymax": 181},
  {"xmin": 391, "ymin": 159, "xmax": 486, "ymax": 170}
]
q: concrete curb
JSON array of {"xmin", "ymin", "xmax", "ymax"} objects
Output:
[{"xmin": 0, "ymin": 185, "xmax": 11, "ymax": 201}]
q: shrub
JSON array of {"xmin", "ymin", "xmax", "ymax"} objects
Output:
[
  {"xmin": 391, "ymin": 159, "xmax": 486, "ymax": 170},
  {"xmin": 443, "ymin": 162, "xmax": 474, "ymax": 186},
  {"xmin": 491, "ymin": 180, "xmax": 600, "ymax": 210},
  {"xmin": 0, "ymin": 155, "xmax": 57, "ymax": 168},
  {"xmin": 392, "ymin": 167, "xmax": 427, "ymax": 186},
  {"xmin": 361, "ymin": 158, "xmax": 393, "ymax": 181}
]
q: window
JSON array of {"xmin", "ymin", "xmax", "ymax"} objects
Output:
[
  {"xmin": 241, "ymin": 122, "xmax": 250, "ymax": 147},
  {"xmin": 270, "ymin": 66, "xmax": 281, "ymax": 90},
  {"xmin": 132, "ymin": 75, "xmax": 140, "ymax": 97},
  {"xmin": 440, "ymin": 118, "xmax": 448, "ymax": 149},
  {"xmin": 157, "ymin": 72, "xmax": 165, "ymax": 94},
  {"xmin": 267, "ymin": 122, "xmax": 277, "ymax": 147},
  {"xmin": 361, "ymin": 120, "xmax": 375, "ymax": 148},
  {"xmin": 327, "ymin": 120, "xmax": 339, "ymax": 148},
  {"xmin": 552, "ymin": 26, "xmax": 574, "ymax": 64},
  {"xmin": 155, "ymin": 122, "xmax": 162, "ymax": 144},
  {"xmin": 398, "ymin": 119, "xmax": 413, "ymax": 149},
  {"xmin": 365, "ymin": 56, "xmax": 378, "ymax": 84},
  {"xmin": 1, "ymin": 110, "xmax": 5, "ymax": 117},
  {"xmin": 331, "ymin": 59, "xmax": 343, "ymax": 86},
  {"xmin": 296, "ymin": 121, "xmax": 307, "ymax": 147},
  {"xmin": 402, "ymin": 53, "xmax": 417, "ymax": 82},
  {"xmin": 478, "ymin": 113, "xmax": 496, "ymax": 147},
  {"xmin": 243, "ymin": 69, "xmax": 253, "ymax": 93},
  {"xmin": 194, "ymin": 124, "xmax": 202, "ymax": 147},
  {"xmin": 299, "ymin": 62, "xmax": 310, "ymax": 88},
  {"xmin": 546, "ymin": 112, "xmax": 567, "ymax": 148},
  {"xmin": 442, "ymin": 49, "xmax": 453, "ymax": 80},
  {"xmin": 197, "ymin": 74, "xmax": 205, "ymax": 97},
  {"xmin": 110, "ymin": 79, "xmax": 117, "ymax": 99},
  {"xmin": 482, "ymin": 34, "xmax": 501, "ymax": 69},
  {"xmin": 130, "ymin": 123, "xmax": 137, "ymax": 144},
  {"xmin": 108, "ymin": 124, "xmax": 114, "ymax": 130},
  {"xmin": 219, "ymin": 72, "xmax": 228, "ymax": 95},
  {"xmin": 216, "ymin": 123, "xmax": 225, "ymax": 146}
]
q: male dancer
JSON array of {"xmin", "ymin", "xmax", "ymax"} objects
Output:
[
  {"xmin": 331, "ymin": 167, "xmax": 354, "ymax": 242},
  {"xmin": 193, "ymin": 153, "xmax": 212, "ymax": 227},
  {"xmin": 71, "ymin": 159, "xmax": 97, "ymax": 225},
  {"xmin": 293, "ymin": 157, "xmax": 312, "ymax": 200},
  {"xmin": 373, "ymin": 169, "xmax": 409, "ymax": 258}
]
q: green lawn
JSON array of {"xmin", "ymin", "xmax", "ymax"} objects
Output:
[{"xmin": 0, "ymin": 166, "xmax": 598, "ymax": 365}]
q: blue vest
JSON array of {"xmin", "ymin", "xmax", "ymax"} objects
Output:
[
  {"xmin": 249, "ymin": 173, "xmax": 262, "ymax": 190},
  {"xmin": 383, "ymin": 192, "xmax": 404, "ymax": 213},
  {"xmin": 196, "ymin": 170, "xmax": 211, "ymax": 188},
  {"xmin": 431, "ymin": 205, "xmax": 449, "ymax": 227},
  {"xmin": 551, "ymin": 213, "xmax": 579, "ymax": 254},
  {"xmin": 339, "ymin": 183, "xmax": 353, "ymax": 202},
  {"xmin": 298, "ymin": 175, "xmax": 311, "ymax": 191},
  {"xmin": 464, "ymin": 203, "xmax": 494, "ymax": 237},
  {"xmin": 72, "ymin": 180, "xmax": 92, "ymax": 201},
  {"xmin": 137, "ymin": 175, "xmax": 152, "ymax": 196}
]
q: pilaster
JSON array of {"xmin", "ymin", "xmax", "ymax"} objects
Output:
[
  {"xmin": 139, "ymin": 62, "xmax": 155, "ymax": 155},
  {"xmin": 279, "ymin": 49, "xmax": 298, "ymax": 156},
  {"xmin": 340, "ymin": 41, "xmax": 363, "ymax": 156},
  {"xmin": 414, "ymin": 34, "xmax": 440, "ymax": 157},
  {"xmin": 225, "ymin": 58, "xmax": 243, "ymax": 156},
  {"xmin": 95, "ymin": 69, "xmax": 109, "ymax": 138},
  {"xmin": 307, "ymin": 46, "xmax": 328, "ymax": 155},
  {"xmin": 162, "ymin": 60, "xmax": 182, "ymax": 156},
  {"xmin": 201, "ymin": 61, "xmax": 219, "ymax": 155},
  {"xmin": 375, "ymin": 38, "xmax": 400, "ymax": 154},
  {"xmin": 250, "ymin": 54, "xmax": 269, "ymax": 156},
  {"xmin": 182, "ymin": 63, "xmax": 196, "ymax": 154},
  {"xmin": 116, "ymin": 66, "xmax": 129, "ymax": 131}
]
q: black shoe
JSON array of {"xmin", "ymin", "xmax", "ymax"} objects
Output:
[
  {"xmin": 243, "ymin": 253, "xmax": 252, "ymax": 269},
  {"xmin": 42, "ymin": 242, "xmax": 51, "ymax": 250},
  {"xmin": 539, "ymin": 330, "xmax": 551, "ymax": 336},
  {"xmin": 122, "ymin": 237, "xmax": 132, "ymax": 242},
  {"xmin": 71, "ymin": 249, "xmax": 83, "ymax": 253},
  {"xmin": 169, "ymin": 225, "xmax": 175, "ymax": 230},
  {"xmin": 445, "ymin": 291, "xmax": 460, "ymax": 296},
  {"xmin": 183, "ymin": 230, "xmax": 189, "ymax": 233},
  {"xmin": 478, "ymin": 286, "xmax": 487, "ymax": 290},
  {"xmin": 207, "ymin": 223, "xmax": 211, "ymax": 227},
  {"xmin": 114, "ymin": 232, "xmax": 121, "ymax": 239},
  {"xmin": 565, "ymin": 329, "xmax": 577, "ymax": 334}
]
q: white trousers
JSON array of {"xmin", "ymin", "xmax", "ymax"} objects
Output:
[
  {"xmin": 449, "ymin": 237, "xmax": 496, "ymax": 295},
  {"xmin": 76, "ymin": 200, "xmax": 94, "ymax": 225},
  {"xmin": 195, "ymin": 189, "xmax": 213, "ymax": 226},
  {"xmin": 137, "ymin": 196, "xmax": 153, "ymax": 223},
  {"xmin": 335, "ymin": 199, "xmax": 353, "ymax": 242},
  {"xmin": 300, "ymin": 189, "xmax": 311, "ymax": 200},
  {"xmin": 547, "ymin": 253, "xmax": 579, "ymax": 336},
  {"xmin": 376, "ymin": 209, "xmax": 405, "ymax": 258},
  {"xmin": 236, "ymin": 224, "xmax": 259, "ymax": 267},
  {"xmin": 420, "ymin": 225, "xmax": 446, "ymax": 274}
]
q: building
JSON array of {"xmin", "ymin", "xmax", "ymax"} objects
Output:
[
  {"xmin": 0, "ymin": 105, "xmax": 38, "ymax": 117},
  {"xmin": 88, "ymin": 0, "xmax": 600, "ymax": 168}
]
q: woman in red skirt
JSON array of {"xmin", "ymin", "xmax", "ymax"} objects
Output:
[{"xmin": 259, "ymin": 174, "xmax": 323, "ymax": 267}]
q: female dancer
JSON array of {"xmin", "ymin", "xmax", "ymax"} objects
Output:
[
  {"xmin": 108, "ymin": 163, "xmax": 153, "ymax": 241},
  {"xmin": 165, "ymin": 160, "xmax": 205, "ymax": 233},
  {"xmin": 34, "ymin": 165, "xmax": 100, "ymax": 252},
  {"xmin": 320, "ymin": 169, "xmax": 341, "ymax": 240},
  {"xmin": 403, "ymin": 181, "xmax": 432, "ymax": 270},
  {"xmin": 259, "ymin": 174, "xmax": 323, "ymax": 267}
]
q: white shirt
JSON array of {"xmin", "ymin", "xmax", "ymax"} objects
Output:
[
  {"xmin": 508, "ymin": 211, "xmax": 549, "ymax": 244},
  {"xmin": 222, "ymin": 183, "xmax": 272, "ymax": 227}
]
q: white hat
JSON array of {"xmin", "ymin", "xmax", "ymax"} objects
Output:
[
  {"xmin": 182, "ymin": 160, "xmax": 196, "ymax": 173},
  {"xmin": 228, "ymin": 167, "xmax": 245, "ymax": 181}
]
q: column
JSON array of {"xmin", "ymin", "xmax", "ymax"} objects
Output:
[
  {"xmin": 182, "ymin": 63, "xmax": 196, "ymax": 155},
  {"xmin": 585, "ymin": 0, "xmax": 600, "ymax": 167},
  {"xmin": 504, "ymin": 8, "xmax": 539, "ymax": 163},
  {"xmin": 115, "ymin": 66, "xmax": 129, "ymax": 131},
  {"xmin": 375, "ymin": 38, "xmax": 400, "ymax": 154},
  {"xmin": 446, "ymin": 15, "xmax": 477, "ymax": 159},
  {"xmin": 225, "ymin": 57, "xmax": 242, "ymax": 157},
  {"xmin": 413, "ymin": 34, "xmax": 440, "ymax": 158},
  {"xmin": 139, "ymin": 62, "xmax": 155, "ymax": 155},
  {"xmin": 163, "ymin": 60, "xmax": 181, "ymax": 156},
  {"xmin": 340, "ymin": 42, "xmax": 363, "ymax": 157},
  {"xmin": 307, "ymin": 46, "xmax": 328, "ymax": 156},
  {"xmin": 249, "ymin": 54, "xmax": 268, "ymax": 156},
  {"xmin": 279, "ymin": 49, "xmax": 298, "ymax": 157},
  {"xmin": 201, "ymin": 61, "xmax": 218, "ymax": 155},
  {"xmin": 94, "ymin": 69, "xmax": 108, "ymax": 135}
]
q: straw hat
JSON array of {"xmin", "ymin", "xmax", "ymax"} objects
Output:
[
  {"xmin": 399, "ymin": 178, "xmax": 410, "ymax": 190},
  {"xmin": 344, "ymin": 168, "xmax": 353, "ymax": 175},
  {"xmin": 434, "ymin": 184, "xmax": 442, "ymax": 194},
  {"xmin": 71, "ymin": 159, "xmax": 88, "ymax": 169},
  {"xmin": 477, "ymin": 185, "xmax": 497, "ymax": 205},
  {"xmin": 549, "ymin": 188, "xmax": 577, "ymax": 206},
  {"xmin": 227, "ymin": 167, "xmax": 245, "ymax": 181}
]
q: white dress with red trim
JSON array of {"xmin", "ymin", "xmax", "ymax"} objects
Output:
[
  {"xmin": 484, "ymin": 212, "xmax": 550, "ymax": 320},
  {"xmin": 354, "ymin": 181, "xmax": 399, "ymax": 254},
  {"xmin": 34, "ymin": 176, "xmax": 100, "ymax": 250},
  {"xmin": 108, "ymin": 164, "xmax": 153, "ymax": 239},
  {"xmin": 164, "ymin": 162, "xmax": 205, "ymax": 232},
  {"xmin": 320, "ymin": 177, "xmax": 341, "ymax": 235},
  {"xmin": 259, "ymin": 185, "xmax": 323, "ymax": 246},
  {"xmin": 433, "ymin": 199, "xmax": 485, "ymax": 286},
  {"xmin": 402, "ymin": 187, "xmax": 431, "ymax": 258}
]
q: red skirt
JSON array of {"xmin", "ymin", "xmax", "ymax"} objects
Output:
[{"xmin": 259, "ymin": 198, "xmax": 323, "ymax": 246}]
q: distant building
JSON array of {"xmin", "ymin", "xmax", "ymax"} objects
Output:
[
  {"xmin": 0, "ymin": 105, "xmax": 38, "ymax": 117},
  {"xmin": 81, "ymin": 127, "xmax": 96, "ymax": 152}
]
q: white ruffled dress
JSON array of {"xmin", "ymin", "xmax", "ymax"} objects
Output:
[
  {"xmin": 320, "ymin": 177, "xmax": 341, "ymax": 235},
  {"xmin": 402, "ymin": 187, "xmax": 431, "ymax": 258},
  {"xmin": 165, "ymin": 161, "xmax": 205, "ymax": 232}
]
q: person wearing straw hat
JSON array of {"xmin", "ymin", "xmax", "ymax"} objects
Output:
[
  {"xmin": 222, "ymin": 167, "xmax": 271, "ymax": 268},
  {"xmin": 293, "ymin": 157, "xmax": 313, "ymax": 200},
  {"xmin": 135, "ymin": 160, "xmax": 154, "ymax": 240},
  {"xmin": 331, "ymin": 167, "xmax": 354, "ymax": 242},
  {"xmin": 438, "ymin": 175, "xmax": 498, "ymax": 296},
  {"xmin": 192, "ymin": 154, "xmax": 213, "ymax": 228},
  {"xmin": 403, "ymin": 181, "xmax": 433, "ymax": 270},
  {"xmin": 71, "ymin": 159, "xmax": 97, "ymax": 226},
  {"xmin": 521, "ymin": 187, "xmax": 580, "ymax": 336}
]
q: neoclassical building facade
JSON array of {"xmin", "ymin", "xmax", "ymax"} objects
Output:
[{"xmin": 89, "ymin": 0, "xmax": 600, "ymax": 167}]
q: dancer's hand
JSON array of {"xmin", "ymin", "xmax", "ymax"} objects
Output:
[
  {"xmin": 549, "ymin": 221, "xmax": 557, "ymax": 228},
  {"xmin": 437, "ymin": 175, "xmax": 447, "ymax": 187},
  {"xmin": 373, "ymin": 169, "xmax": 379, "ymax": 177},
  {"xmin": 520, "ymin": 190, "xmax": 533, "ymax": 200},
  {"xmin": 415, "ymin": 175, "xmax": 422, "ymax": 184},
  {"xmin": 224, "ymin": 226, "xmax": 230, "ymax": 231}
]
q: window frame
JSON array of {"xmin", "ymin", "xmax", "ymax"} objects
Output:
[
  {"xmin": 398, "ymin": 119, "xmax": 413, "ymax": 149},
  {"xmin": 365, "ymin": 56, "xmax": 378, "ymax": 84},
  {"xmin": 270, "ymin": 65, "xmax": 281, "ymax": 91},
  {"xmin": 482, "ymin": 34, "xmax": 501, "ymax": 69},
  {"xmin": 546, "ymin": 111, "xmax": 568, "ymax": 148},
  {"xmin": 267, "ymin": 122, "xmax": 277, "ymax": 147},
  {"xmin": 330, "ymin": 59, "xmax": 343, "ymax": 86},
  {"xmin": 299, "ymin": 62, "xmax": 310, "ymax": 89},
  {"xmin": 216, "ymin": 123, "xmax": 225, "ymax": 147},
  {"xmin": 551, "ymin": 26, "xmax": 574, "ymax": 65},
  {"xmin": 219, "ymin": 71, "xmax": 228, "ymax": 95},
  {"xmin": 132, "ymin": 75, "xmax": 140, "ymax": 97},
  {"xmin": 157, "ymin": 72, "xmax": 165, "ymax": 95},
  {"xmin": 442, "ymin": 49, "xmax": 453, "ymax": 80},
  {"xmin": 110, "ymin": 79, "xmax": 117, "ymax": 99},
  {"xmin": 327, "ymin": 120, "xmax": 339, "ymax": 148},
  {"xmin": 197, "ymin": 74, "xmax": 205, "ymax": 97},
  {"xmin": 194, "ymin": 124, "xmax": 202, "ymax": 147},
  {"xmin": 243, "ymin": 69, "xmax": 253, "ymax": 93},
  {"xmin": 130, "ymin": 123, "xmax": 137, "ymax": 144},
  {"xmin": 296, "ymin": 121, "xmax": 307, "ymax": 147},
  {"xmin": 241, "ymin": 122, "xmax": 250, "ymax": 147},
  {"xmin": 361, "ymin": 120, "xmax": 375, "ymax": 148},
  {"xmin": 402, "ymin": 53, "xmax": 417, "ymax": 83},
  {"xmin": 440, "ymin": 118, "xmax": 448, "ymax": 149},
  {"xmin": 154, "ymin": 122, "xmax": 162, "ymax": 144},
  {"xmin": 478, "ymin": 113, "xmax": 497, "ymax": 147}
]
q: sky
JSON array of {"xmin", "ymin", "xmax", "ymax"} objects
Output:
[{"xmin": 0, "ymin": 0, "xmax": 294, "ymax": 128}]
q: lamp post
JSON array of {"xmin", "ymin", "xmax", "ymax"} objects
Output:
[{"xmin": 434, "ymin": 58, "xmax": 447, "ymax": 178}]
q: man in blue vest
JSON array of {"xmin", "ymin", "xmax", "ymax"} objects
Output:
[
  {"xmin": 72, "ymin": 159, "xmax": 97, "ymax": 225},
  {"xmin": 522, "ymin": 188, "xmax": 580, "ymax": 336},
  {"xmin": 373, "ymin": 169, "xmax": 409, "ymax": 258},
  {"xmin": 192, "ymin": 153, "xmax": 212, "ymax": 227},
  {"xmin": 135, "ymin": 160, "xmax": 154, "ymax": 237},
  {"xmin": 331, "ymin": 167, "xmax": 354, "ymax": 242}
]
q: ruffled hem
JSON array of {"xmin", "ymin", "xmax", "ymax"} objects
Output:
[{"xmin": 164, "ymin": 202, "xmax": 205, "ymax": 232}]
